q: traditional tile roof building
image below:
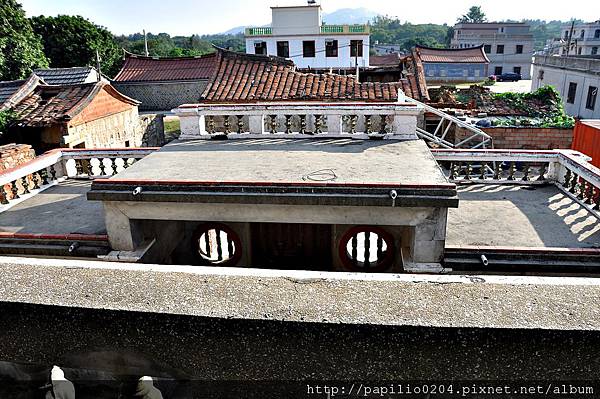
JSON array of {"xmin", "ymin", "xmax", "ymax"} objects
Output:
[
  {"xmin": 200, "ymin": 49, "xmax": 416, "ymax": 103},
  {"xmin": 3, "ymin": 81, "xmax": 141, "ymax": 152},
  {"xmin": 413, "ymin": 45, "xmax": 490, "ymax": 84},
  {"xmin": 34, "ymin": 67, "xmax": 103, "ymax": 86},
  {"xmin": 0, "ymin": 75, "xmax": 44, "ymax": 111},
  {"xmin": 113, "ymin": 52, "xmax": 218, "ymax": 112}
]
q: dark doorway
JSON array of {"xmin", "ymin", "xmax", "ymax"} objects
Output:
[{"xmin": 251, "ymin": 223, "xmax": 332, "ymax": 271}]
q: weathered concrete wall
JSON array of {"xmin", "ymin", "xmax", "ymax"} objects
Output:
[
  {"xmin": 455, "ymin": 126, "xmax": 573, "ymax": 149},
  {"xmin": 66, "ymin": 108, "xmax": 142, "ymax": 148},
  {"xmin": 113, "ymin": 81, "xmax": 208, "ymax": 112},
  {"xmin": 2, "ymin": 302, "xmax": 600, "ymax": 385}
]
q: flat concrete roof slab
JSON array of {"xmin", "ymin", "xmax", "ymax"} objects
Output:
[
  {"xmin": 447, "ymin": 184, "xmax": 600, "ymax": 248},
  {"xmin": 0, "ymin": 180, "xmax": 106, "ymax": 236},
  {"xmin": 110, "ymin": 138, "xmax": 449, "ymax": 186}
]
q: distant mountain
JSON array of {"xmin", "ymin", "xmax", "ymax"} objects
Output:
[
  {"xmin": 219, "ymin": 7, "xmax": 379, "ymax": 34},
  {"xmin": 221, "ymin": 26, "xmax": 246, "ymax": 35},
  {"xmin": 323, "ymin": 8, "xmax": 379, "ymax": 25}
]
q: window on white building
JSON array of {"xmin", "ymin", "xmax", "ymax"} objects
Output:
[
  {"xmin": 484, "ymin": 44, "xmax": 491, "ymax": 53},
  {"xmin": 325, "ymin": 40, "xmax": 338, "ymax": 57},
  {"xmin": 497, "ymin": 45, "xmax": 504, "ymax": 54},
  {"xmin": 303, "ymin": 41, "xmax": 316, "ymax": 58},
  {"xmin": 516, "ymin": 45, "xmax": 523, "ymax": 54},
  {"xmin": 580, "ymin": 30, "xmax": 585, "ymax": 39},
  {"xmin": 513, "ymin": 66, "xmax": 521, "ymax": 75},
  {"xmin": 277, "ymin": 41, "xmax": 289, "ymax": 58},
  {"xmin": 254, "ymin": 42, "xmax": 267, "ymax": 55},
  {"xmin": 592, "ymin": 47, "xmax": 599, "ymax": 55},
  {"xmin": 567, "ymin": 82, "xmax": 577, "ymax": 104},
  {"xmin": 595, "ymin": 29, "xmax": 600, "ymax": 39},
  {"xmin": 350, "ymin": 40, "xmax": 363, "ymax": 57},
  {"xmin": 578, "ymin": 47, "xmax": 583, "ymax": 55},
  {"xmin": 587, "ymin": 86, "xmax": 598, "ymax": 110}
]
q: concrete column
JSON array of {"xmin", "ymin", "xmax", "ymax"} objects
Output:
[
  {"xmin": 179, "ymin": 114, "xmax": 207, "ymax": 139},
  {"xmin": 392, "ymin": 113, "xmax": 418, "ymax": 140},
  {"xmin": 103, "ymin": 203, "xmax": 143, "ymax": 251},
  {"xmin": 248, "ymin": 115, "xmax": 265, "ymax": 134},
  {"xmin": 326, "ymin": 115, "xmax": 343, "ymax": 134}
]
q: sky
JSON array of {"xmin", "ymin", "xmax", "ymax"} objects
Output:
[{"xmin": 18, "ymin": 0, "xmax": 600, "ymax": 36}]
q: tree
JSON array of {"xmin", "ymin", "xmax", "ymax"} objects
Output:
[
  {"xmin": 0, "ymin": 0, "xmax": 48, "ymax": 81},
  {"xmin": 458, "ymin": 6, "xmax": 487, "ymax": 23},
  {"xmin": 30, "ymin": 15, "xmax": 122, "ymax": 78}
]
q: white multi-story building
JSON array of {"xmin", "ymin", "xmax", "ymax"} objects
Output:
[
  {"xmin": 559, "ymin": 21, "xmax": 600, "ymax": 56},
  {"xmin": 532, "ymin": 55, "xmax": 600, "ymax": 119},
  {"xmin": 244, "ymin": 3, "xmax": 369, "ymax": 71},
  {"xmin": 451, "ymin": 22, "xmax": 534, "ymax": 79}
]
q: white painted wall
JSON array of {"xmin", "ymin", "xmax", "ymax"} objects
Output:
[
  {"xmin": 532, "ymin": 58, "xmax": 600, "ymax": 119},
  {"xmin": 271, "ymin": 6, "xmax": 321, "ymax": 35},
  {"xmin": 245, "ymin": 35, "xmax": 370, "ymax": 69}
]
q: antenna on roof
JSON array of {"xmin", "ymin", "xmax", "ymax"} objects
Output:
[{"xmin": 95, "ymin": 49, "xmax": 102, "ymax": 81}]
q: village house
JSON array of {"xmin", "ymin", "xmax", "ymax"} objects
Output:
[
  {"xmin": 244, "ymin": 3, "xmax": 370, "ymax": 73},
  {"xmin": 560, "ymin": 20, "xmax": 600, "ymax": 56},
  {"xmin": 414, "ymin": 45, "xmax": 490, "ymax": 84},
  {"xmin": 1, "ymin": 80, "xmax": 142, "ymax": 153},
  {"xmin": 532, "ymin": 54, "xmax": 600, "ymax": 118},
  {"xmin": 451, "ymin": 22, "xmax": 534, "ymax": 78},
  {"xmin": 112, "ymin": 52, "xmax": 218, "ymax": 112}
]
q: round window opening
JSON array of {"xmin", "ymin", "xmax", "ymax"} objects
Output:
[
  {"xmin": 192, "ymin": 223, "xmax": 242, "ymax": 266},
  {"xmin": 339, "ymin": 226, "xmax": 395, "ymax": 272}
]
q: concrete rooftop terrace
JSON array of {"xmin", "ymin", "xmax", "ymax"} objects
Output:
[{"xmin": 98, "ymin": 138, "xmax": 448, "ymax": 186}]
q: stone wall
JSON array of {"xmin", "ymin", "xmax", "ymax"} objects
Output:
[
  {"xmin": 0, "ymin": 143, "xmax": 35, "ymax": 172},
  {"xmin": 114, "ymin": 81, "xmax": 208, "ymax": 112},
  {"xmin": 455, "ymin": 126, "xmax": 573, "ymax": 150},
  {"xmin": 139, "ymin": 114, "xmax": 165, "ymax": 147}
]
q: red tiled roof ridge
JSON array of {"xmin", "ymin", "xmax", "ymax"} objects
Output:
[
  {"xmin": 113, "ymin": 51, "xmax": 219, "ymax": 82},
  {"xmin": 201, "ymin": 49, "xmax": 404, "ymax": 103}
]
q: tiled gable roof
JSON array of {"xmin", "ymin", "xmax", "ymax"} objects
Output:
[
  {"xmin": 10, "ymin": 82, "xmax": 138, "ymax": 127},
  {"xmin": 34, "ymin": 67, "xmax": 97, "ymax": 85},
  {"xmin": 414, "ymin": 45, "xmax": 490, "ymax": 64},
  {"xmin": 0, "ymin": 75, "xmax": 44, "ymax": 111},
  {"xmin": 201, "ymin": 50, "xmax": 403, "ymax": 103},
  {"xmin": 113, "ymin": 52, "xmax": 218, "ymax": 82}
]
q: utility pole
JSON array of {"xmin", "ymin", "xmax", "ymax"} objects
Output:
[
  {"xmin": 144, "ymin": 29, "xmax": 149, "ymax": 56},
  {"xmin": 355, "ymin": 42, "xmax": 360, "ymax": 82},
  {"xmin": 566, "ymin": 20, "xmax": 575, "ymax": 56}
]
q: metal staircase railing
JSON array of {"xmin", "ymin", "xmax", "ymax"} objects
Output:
[{"xmin": 407, "ymin": 98, "xmax": 493, "ymax": 149}]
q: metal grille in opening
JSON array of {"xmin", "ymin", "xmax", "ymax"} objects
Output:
[
  {"xmin": 192, "ymin": 223, "xmax": 242, "ymax": 266},
  {"xmin": 339, "ymin": 226, "xmax": 395, "ymax": 272}
]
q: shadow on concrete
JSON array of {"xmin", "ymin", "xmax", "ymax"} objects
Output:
[
  {"xmin": 0, "ymin": 180, "xmax": 106, "ymax": 236},
  {"xmin": 447, "ymin": 184, "xmax": 600, "ymax": 248}
]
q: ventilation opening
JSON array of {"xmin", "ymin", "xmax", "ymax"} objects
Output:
[
  {"xmin": 192, "ymin": 223, "xmax": 241, "ymax": 266},
  {"xmin": 339, "ymin": 226, "xmax": 395, "ymax": 272}
]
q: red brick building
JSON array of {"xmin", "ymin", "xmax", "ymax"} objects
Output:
[{"xmin": 3, "ymin": 81, "xmax": 141, "ymax": 153}]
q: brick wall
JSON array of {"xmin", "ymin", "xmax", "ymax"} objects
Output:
[
  {"xmin": 67, "ymin": 108, "xmax": 142, "ymax": 148},
  {"xmin": 455, "ymin": 127, "xmax": 573, "ymax": 150},
  {"xmin": 0, "ymin": 143, "xmax": 35, "ymax": 172},
  {"xmin": 139, "ymin": 114, "xmax": 165, "ymax": 147}
]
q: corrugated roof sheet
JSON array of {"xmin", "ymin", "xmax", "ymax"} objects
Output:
[
  {"xmin": 34, "ymin": 67, "xmax": 97, "ymax": 85},
  {"xmin": 201, "ymin": 50, "xmax": 403, "ymax": 103},
  {"xmin": 415, "ymin": 45, "xmax": 490, "ymax": 64},
  {"xmin": 113, "ymin": 52, "xmax": 218, "ymax": 82}
]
